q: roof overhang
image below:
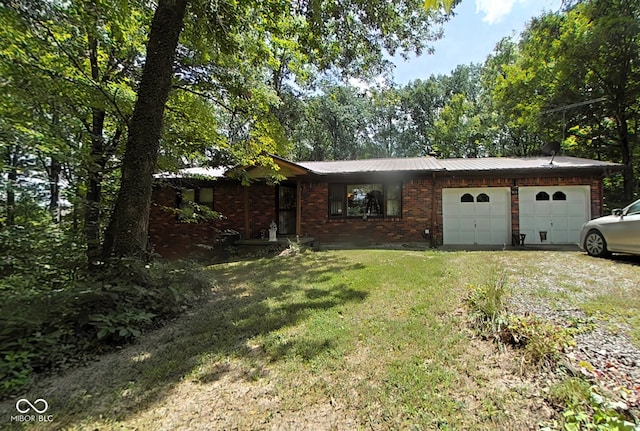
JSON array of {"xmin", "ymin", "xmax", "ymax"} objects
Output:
[{"xmin": 240, "ymin": 154, "xmax": 310, "ymax": 180}]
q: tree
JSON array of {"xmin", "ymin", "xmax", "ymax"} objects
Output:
[
  {"xmin": 1, "ymin": 0, "xmax": 146, "ymax": 265},
  {"xmin": 102, "ymin": 0, "xmax": 450, "ymax": 259},
  {"xmin": 486, "ymin": 1, "xmax": 639, "ymax": 199}
]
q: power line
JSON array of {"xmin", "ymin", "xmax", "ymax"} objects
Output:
[
  {"xmin": 541, "ymin": 97, "xmax": 607, "ymax": 142},
  {"xmin": 541, "ymin": 97, "xmax": 607, "ymax": 114}
]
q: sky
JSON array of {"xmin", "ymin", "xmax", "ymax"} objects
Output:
[{"xmin": 390, "ymin": 0, "xmax": 564, "ymax": 84}]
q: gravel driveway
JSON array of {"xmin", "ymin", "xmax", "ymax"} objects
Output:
[{"xmin": 499, "ymin": 251, "xmax": 640, "ymax": 416}]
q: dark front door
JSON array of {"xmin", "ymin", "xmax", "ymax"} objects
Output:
[{"xmin": 278, "ymin": 185, "xmax": 297, "ymax": 235}]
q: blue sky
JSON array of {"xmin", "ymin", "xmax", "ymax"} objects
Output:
[{"xmin": 391, "ymin": 0, "xmax": 563, "ymax": 84}]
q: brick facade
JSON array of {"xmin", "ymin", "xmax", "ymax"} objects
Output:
[{"xmin": 149, "ymin": 173, "xmax": 604, "ymax": 258}]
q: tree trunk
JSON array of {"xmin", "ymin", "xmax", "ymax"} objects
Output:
[
  {"xmin": 102, "ymin": 0, "xmax": 188, "ymax": 260},
  {"xmin": 85, "ymin": 108, "xmax": 106, "ymax": 267},
  {"xmin": 6, "ymin": 150, "xmax": 18, "ymax": 226},
  {"xmin": 617, "ymin": 116, "xmax": 634, "ymax": 202},
  {"xmin": 47, "ymin": 157, "xmax": 61, "ymax": 218}
]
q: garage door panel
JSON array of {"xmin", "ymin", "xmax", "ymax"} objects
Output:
[
  {"xmin": 550, "ymin": 203, "xmax": 567, "ymax": 216},
  {"xmin": 567, "ymin": 206, "xmax": 586, "ymax": 217},
  {"xmin": 476, "ymin": 205, "xmax": 491, "ymax": 216},
  {"xmin": 519, "ymin": 186, "xmax": 590, "ymax": 245},
  {"xmin": 553, "ymin": 218, "xmax": 569, "ymax": 230},
  {"xmin": 443, "ymin": 188, "xmax": 510, "ymax": 245}
]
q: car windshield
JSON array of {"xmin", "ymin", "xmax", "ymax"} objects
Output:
[{"xmin": 624, "ymin": 199, "xmax": 640, "ymax": 216}]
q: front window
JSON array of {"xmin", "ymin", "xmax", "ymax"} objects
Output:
[
  {"xmin": 178, "ymin": 187, "xmax": 215, "ymax": 221},
  {"xmin": 348, "ymin": 184, "xmax": 383, "ymax": 216},
  {"xmin": 330, "ymin": 183, "xmax": 401, "ymax": 218}
]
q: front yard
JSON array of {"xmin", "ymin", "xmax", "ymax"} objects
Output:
[{"xmin": 1, "ymin": 249, "xmax": 639, "ymax": 430}]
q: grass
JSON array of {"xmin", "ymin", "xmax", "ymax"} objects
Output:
[
  {"xmin": 2, "ymin": 249, "xmax": 638, "ymax": 430},
  {"xmin": 581, "ymin": 290, "xmax": 640, "ymax": 346}
]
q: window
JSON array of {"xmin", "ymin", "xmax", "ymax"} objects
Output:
[
  {"xmin": 552, "ymin": 191, "xmax": 567, "ymax": 201},
  {"xmin": 627, "ymin": 201, "xmax": 640, "ymax": 215},
  {"xmin": 536, "ymin": 191, "xmax": 550, "ymax": 201},
  {"xmin": 348, "ymin": 184, "xmax": 383, "ymax": 216},
  {"xmin": 461, "ymin": 193, "xmax": 474, "ymax": 203},
  {"xmin": 329, "ymin": 184, "xmax": 344, "ymax": 216},
  {"xmin": 476, "ymin": 193, "xmax": 490, "ymax": 203},
  {"xmin": 329, "ymin": 182, "xmax": 402, "ymax": 218},
  {"xmin": 386, "ymin": 183, "xmax": 401, "ymax": 216},
  {"xmin": 178, "ymin": 187, "xmax": 214, "ymax": 220}
]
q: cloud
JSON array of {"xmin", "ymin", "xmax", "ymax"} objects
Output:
[{"xmin": 475, "ymin": 0, "xmax": 522, "ymax": 24}]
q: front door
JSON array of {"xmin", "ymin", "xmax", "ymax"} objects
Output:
[{"xmin": 277, "ymin": 185, "xmax": 297, "ymax": 235}]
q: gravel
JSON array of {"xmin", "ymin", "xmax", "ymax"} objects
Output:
[{"xmin": 501, "ymin": 252, "xmax": 640, "ymax": 416}]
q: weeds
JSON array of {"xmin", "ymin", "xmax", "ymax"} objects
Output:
[
  {"xmin": 0, "ymin": 259, "xmax": 212, "ymax": 399},
  {"xmin": 542, "ymin": 382, "xmax": 636, "ymax": 431},
  {"xmin": 466, "ymin": 276, "xmax": 576, "ymax": 370}
]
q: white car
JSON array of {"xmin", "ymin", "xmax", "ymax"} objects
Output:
[{"xmin": 580, "ymin": 198, "xmax": 640, "ymax": 257}]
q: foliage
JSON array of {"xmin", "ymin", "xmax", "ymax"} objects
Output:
[
  {"xmin": 465, "ymin": 273, "xmax": 510, "ymax": 338},
  {"xmin": 465, "ymin": 277, "xmax": 585, "ymax": 370},
  {"xmin": 0, "ymin": 252, "xmax": 212, "ymax": 399},
  {"xmin": 543, "ymin": 381, "xmax": 637, "ymax": 431}
]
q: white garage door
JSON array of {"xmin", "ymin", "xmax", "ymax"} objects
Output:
[
  {"xmin": 519, "ymin": 186, "xmax": 590, "ymax": 244},
  {"xmin": 443, "ymin": 188, "xmax": 511, "ymax": 245}
]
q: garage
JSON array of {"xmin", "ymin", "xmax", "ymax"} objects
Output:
[
  {"xmin": 442, "ymin": 187, "xmax": 511, "ymax": 245},
  {"xmin": 519, "ymin": 186, "xmax": 590, "ymax": 244}
]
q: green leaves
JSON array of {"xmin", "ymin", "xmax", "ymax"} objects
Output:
[{"xmin": 424, "ymin": 0, "xmax": 456, "ymax": 14}]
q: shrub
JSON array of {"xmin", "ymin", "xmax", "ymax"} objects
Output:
[
  {"xmin": 0, "ymin": 257, "xmax": 212, "ymax": 399},
  {"xmin": 466, "ymin": 274, "xmax": 509, "ymax": 340},
  {"xmin": 465, "ymin": 275, "xmax": 575, "ymax": 370}
]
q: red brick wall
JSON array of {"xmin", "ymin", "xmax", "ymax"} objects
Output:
[
  {"xmin": 299, "ymin": 178, "xmax": 435, "ymax": 244},
  {"xmin": 149, "ymin": 173, "xmax": 604, "ymax": 256},
  {"xmin": 149, "ymin": 181, "xmax": 276, "ymax": 258}
]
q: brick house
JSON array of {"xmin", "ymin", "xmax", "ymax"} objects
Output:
[{"xmin": 149, "ymin": 155, "xmax": 622, "ymax": 258}]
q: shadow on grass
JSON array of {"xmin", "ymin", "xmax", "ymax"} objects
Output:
[{"xmin": 0, "ymin": 252, "xmax": 368, "ymax": 430}]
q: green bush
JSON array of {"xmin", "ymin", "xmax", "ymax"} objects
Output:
[{"xmin": 0, "ymin": 252, "xmax": 212, "ymax": 399}]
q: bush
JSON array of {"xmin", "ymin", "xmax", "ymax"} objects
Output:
[
  {"xmin": 465, "ymin": 276, "xmax": 574, "ymax": 370},
  {"xmin": 0, "ymin": 255, "xmax": 212, "ymax": 399}
]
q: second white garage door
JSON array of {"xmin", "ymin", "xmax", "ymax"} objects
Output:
[
  {"xmin": 519, "ymin": 186, "xmax": 590, "ymax": 244},
  {"xmin": 442, "ymin": 188, "xmax": 511, "ymax": 245}
]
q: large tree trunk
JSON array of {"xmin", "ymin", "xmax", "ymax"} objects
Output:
[
  {"xmin": 85, "ymin": 108, "xmax": 106, "ymax": 267},
  {"xmin": 102, "ymin": 0, "xmax": 188, "ymax": 260},
  {"xmin": 6, "ymin": 150, "xmax": 18, "ymax": 226}
]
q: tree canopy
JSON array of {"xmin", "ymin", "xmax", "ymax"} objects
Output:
[{"xmin": 1, "ymin": 0, "xmax": 638, "ymax": 264}]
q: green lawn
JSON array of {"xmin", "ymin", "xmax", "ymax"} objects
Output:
[{"xmin": 2, "ymin": 249, "xmax": 638, "ymax": 430}]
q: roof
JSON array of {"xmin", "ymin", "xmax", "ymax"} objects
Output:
[
  {"xmin": 155, "ymin": 155, "xmax": 623, "ymax": 180},
  {"xmin": 296, "ymin": 156, "xmax": 622, "ymax": 175},
  {"xmin": 154, "ymin": 166, "xmax": 227, "ymax": 179},
  {"xmin": 297, "ymin": 157, "xmax": 442, "ymax": 174}
]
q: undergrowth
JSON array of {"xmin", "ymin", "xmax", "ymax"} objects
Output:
[
  {"xmin": 0, "ymin": 255, "xmax": 211, "ymax": 399},
  {"xmin": 466, "ymin": 275, "xmax": 637, "ymax": 430}
]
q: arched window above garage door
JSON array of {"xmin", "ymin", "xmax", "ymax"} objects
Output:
[
  {"xmin": 461, "ymin": 193, "xmax": 474, "ymax": 202},
  {"xmin": 553, "ymin": 191, "xmax": 567, "ymax": 201},
  {"xmin": 536, "ymin": 191, "xmax": 550, "ymax": 201},
  {"xmin": 476, "ymin": 193, "xmax": 490, "ymax": 203}
]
